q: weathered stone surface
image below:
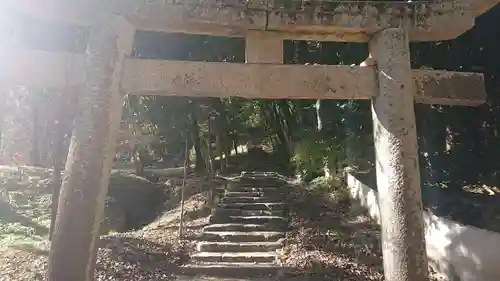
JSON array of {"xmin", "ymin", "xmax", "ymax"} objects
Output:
[
  {"xmin": 0, "ymin": 50, "xmax": 485, "ymax": 106},
  {"xmin": 370, "ymin": 28, "xmax": 429, "ymax": 281},
  {"xmin": 219, "ymin": 202, "xmax": 286, "ymax": 210},
  {"xmin": 472, "ymin": 0, "xmax": 500, "ymax": 14},
  {"xmin": 192, "ymin": 251, "xmax": 278, "ymax": 263},
  {"xmin": 118, "ymin": 0, "xmax": 267, "ymax": 35},
  {"xmin": 47, "ymin": 14, "xmax": 135, "ymax": 281},
  {"xmin": 413, "ymin": 69, "xmax": 486, "ymax": 106},
  {"xmin": 181, "ymin": 262, "xmax": 282, "ymax": 277},
  {"xmin": 225, "ymin": 191, "xmax": 267, "ymax": 197},
  {"xmin": 221, "ymin": 197, "xmax": 282, "ymax": 204},
  {"xmin": 213, "ymin": 207, "xmax": 286, "ymax": 217},
  {"xmin": 121, "ymin": 58, "xmax": 486, "ymax": 105},
  {"xmin": 121, "ymin": 59, "xmax": 378, "ymax": 99},
  {"xmin": 185, "ymin": 175, "xmax": 288, "ymax": 276},
  {"xmin": 6, "ymin": 0, "xmax": 487, "ymax": 42},
  {"xmin": 246, "ymin": 31, "xmax": 283, "ymax": 64},
  {"xmin": 204, "ymin": 223, "xmax": 281, "ymax": 232},
  {"xmin": 198, "ymin": 241, "xmax": 283, "ymax": 253},
  {"xmin": 202, "ymin": 230, "xmax": 285, "ymax": 242},
  {"xmin": 267, "ymin": 1, "xmax": 475, "ymax": 41},
  {"xmin": 209, "ymin": 214, "xmax": 288, "ymax": 225}
]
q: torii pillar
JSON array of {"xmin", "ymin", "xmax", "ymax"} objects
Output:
[
  {"xmin": 370, "ymin": 28, "xmax": 428, "ymax": 281},
  {"xmin": 47, "ymin": 14, "xmax": 135, "ymax": 281}
]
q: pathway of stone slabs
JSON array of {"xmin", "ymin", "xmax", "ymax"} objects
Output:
[{"xmin": 182, "ymin": 172, "xmax": 290, "ymax": 277}]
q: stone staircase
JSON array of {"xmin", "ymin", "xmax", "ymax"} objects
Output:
[{"xmin": 182, "ymin": 172, "xmax": 289, "ymax": 277}]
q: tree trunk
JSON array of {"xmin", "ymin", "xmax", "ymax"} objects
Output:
[
  {"xmin": 269, "ymin": 102, "xmax": 290, "ymax": 161},
  {"xmin": 215, "ymin": 132, "xmax": 224, "ymax": 171},
  {"xmin": 207, "ymin": 119, "xmax": 214, "ymax": 173},
  {"xmin": 277, "ymin": 100, "xmax": 293, "ymax": 142},
  {"xmin": 189, "ymin": 101, "xmax": 205, "ymax": 173},
  {"xmin": 233, "ymin": 135, "xmax": 238, "ymax": 155},
  {"xmin": 30, "ymin": 91, "xmax": 43, "ymax": 167},
  {"xmin": 370, "ymin": 28, "xmax": 429, "ymax": 281},
  {"xmin": 178, "ymin": 136, "xmax": 189, "ymax": 238},
  {"xmin": 211, "ymin": 99, "xmax": 231, "ymax": 170}
]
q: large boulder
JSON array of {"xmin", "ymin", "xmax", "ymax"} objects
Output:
[{"xmin": 101, "ymin": 171, "xmax": 167, "ymax": 233}]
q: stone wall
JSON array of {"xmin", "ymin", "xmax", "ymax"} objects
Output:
[{"xmin": 346, "ymin": 172, "xmax": 500, "ymax": 281}]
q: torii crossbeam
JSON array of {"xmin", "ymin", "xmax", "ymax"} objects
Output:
[{"xmin": 0, "ymin": 1, "xmax": 498, "ymax": 281}]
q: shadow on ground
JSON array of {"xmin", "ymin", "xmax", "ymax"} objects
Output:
[
  {"xmin": 95, "ymin": 236, "xmax": 190, "ymax": 280},
  {"xmin": 0, "ymin": 200, "xmax": 49, "ymax": 237},
  {"xmin": 281, "ymin": 181, "xmax": 384, "ymax": 281},
  {"xmin": 10, "ymin": 243, "xmax": 49, "ymax": 257},
  {"xmin": 0, "ymin": 163, "xmax": 216, "ymax": 281}
]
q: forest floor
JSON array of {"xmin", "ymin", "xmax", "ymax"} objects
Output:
[
  {"xmin": 0, "ymin": 166, "xmax": 444, "ymax": 281},
  {"xmin": 279, "ymin": 177, "xmax": 444, "ymax": 281},
  {"xmin": 279, "ymin": 178, "xmax": 385, "ymax": 281},
  {"xmin": 0, "ymin": 165, "xmax": 212, "ymax": 281}
]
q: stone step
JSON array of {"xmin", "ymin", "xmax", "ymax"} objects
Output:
[
  {"xmin": 201, "ymin": 231, "xmax": 284, "ymax": 242},
  {"xmin": 221, "ymin": 197, "xmax": 280, "ymax": 204},
  {"xmin": 224, "ymin": 191, "xmax": 284, "ymax": 198},
  {"xmin": 235, "ymin": 184, "xmax": 284, "ymax": 188},
  {"xmin": 233, "ymin": 177, "xmax": 284, "ymax": 183},
  {"xmin": 225, "ymin": 189, "xmax": 286, "ymax": 195},
  {"xmin": 241, "ymin": 171, "xmax": 280, "ymax": 177},
  {"xmin": 212, "ymin": 208, "xmax": 285, "ymax": 217},
  {"xmin": 227, "ymin": 185, "xmax": 283, "ymax": 192},
  {"xmin": 209, "ymin": 215, "xmax": 288, "ymax": 226},
  {"xmin": 192, "ymin": 252, "xmax": 278, "ymax": 263},
  {"xmin": 219, "ymin": 202, "xmax": 286, "ymax": 211},
  {"xmin": 204, "ymin": 223, "xmax": 282, "ymax": 232},
  {"xmin": 197, "ymin": 241, "xmax": 283, "ymax": 252},
  {"xmin": 237, "ymin": 180, "xmax": 286, "ymax": 186},
  {"xmin": 239, "ymin": 174, "xmax": 286, "ymax": 181},
  {"xmin": 225, "ymin": 191, "xmax": 263, "ymax": 197},
  {"xmin": 181, "ymin": 262, "xmax": 283, "ymax": 277}
]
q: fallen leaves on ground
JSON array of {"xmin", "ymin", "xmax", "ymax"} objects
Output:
[
  {"xmin": 0, "ymin": 165, "xmax": 212, "ymax": 281},
  {"xmin": 94, "ymin": 192, "xmax": 209, "ymax": 280},
  {"xmin": 279, "ymin": 184, "xmax": 443, "ymax": 281}
]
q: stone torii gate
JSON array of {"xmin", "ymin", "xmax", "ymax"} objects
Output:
[{"xmin": 1, "ymin": 1, "xmax": 497, "ymax": 280}]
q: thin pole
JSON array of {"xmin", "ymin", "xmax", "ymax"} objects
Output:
[
  {"xmin": 207, "ymin": 117, "xmax": 214, "ymax": 178},
  {"xmin": 179, "ymin": 133, "xmax": 189, "ymax": 239}
]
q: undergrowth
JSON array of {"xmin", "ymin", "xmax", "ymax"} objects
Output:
[
  {"xmin": 281, "ymin": 176, "xmax": 443, "ymax": 281},
  {"xmin": 0, "ymin": 166, "xmax": 212, "ymax": 281},
  {"xmin": 280, "ymin": 176, "xmax": 384, "ymax": 280}
]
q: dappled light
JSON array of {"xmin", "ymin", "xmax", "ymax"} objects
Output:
[{"xmin": 1, "ymin": 2, "xmax": 500, "ymax": 281}]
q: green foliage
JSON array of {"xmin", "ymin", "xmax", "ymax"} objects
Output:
[
  {"xmin": 307, "ymin": 176, "xmax": 349, "ymax": 205},
  {"xmin": 292, "ymin": 131, "xmax": 334, "ymax": 178},
  {"xmin": 119, "ymin": 14, "xmax": 500, "ymax": 190}
]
